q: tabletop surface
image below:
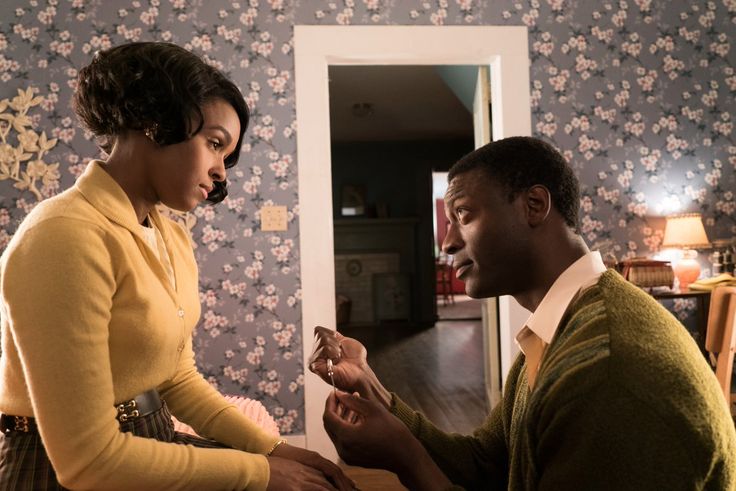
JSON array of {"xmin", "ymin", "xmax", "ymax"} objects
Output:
[{"xmin": 650, "ymin": 288, "xmax": 711, "ymax": 299}]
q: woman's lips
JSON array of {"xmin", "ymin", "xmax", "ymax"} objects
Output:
[{"xmin": 199, "ymin": 187, "xmax": 210, "ymax": 200}]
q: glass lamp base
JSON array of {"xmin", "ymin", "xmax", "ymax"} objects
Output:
[{"xmin": 673, "ymin": 249, "xmax": 700, "ymax": 290}]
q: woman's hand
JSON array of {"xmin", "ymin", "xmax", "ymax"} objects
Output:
[
  {"xmin": 269, "ymin": 442, "xmax": 356, "ymax": 491},
  {"xmin": 308, "ymin": 326, "xmax": 391, "ymax": 408},
  {"xmin": 266, "ymin": 455, "xmax": 337, "ymax": 491},
  {"xmin": 323, "ymin": 391, "xmax": 451, "ymax": 491}
]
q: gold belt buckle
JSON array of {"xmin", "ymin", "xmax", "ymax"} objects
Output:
[{"xmin": 116, "ymin": 399, "xmax": 140, "ymax": 422}]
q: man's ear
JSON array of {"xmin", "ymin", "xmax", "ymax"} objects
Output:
[{"xmin": 525, "ymin": 185, "xmax": 551, "ymax": 227}]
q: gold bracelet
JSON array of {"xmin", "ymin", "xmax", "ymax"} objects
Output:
[{"xmin": 267, "ymin": 439, "xmax": 287, "ymax": 456}]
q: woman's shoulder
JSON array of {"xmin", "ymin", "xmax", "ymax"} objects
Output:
[
  {"xmin": 19, "ymin": 185, "xmax": 107, "ymax": 229},
  {"xmin": 4, "ymin": 189, "xmax": 111, "ymax": 259}
]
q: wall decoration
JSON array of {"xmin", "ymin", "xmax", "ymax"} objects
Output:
[
  {"xmin": 0, "ymin": 87, "xmax": 60, "ymax": 202},
  {"xmin": 340, "ymin": 184, "xmax": 366, "ymax": 216},
  {"xmin": 373, "ymin": 272, "xmax": 411, "ymax": 321},
  {"xmin": 345, "ymin": 259, "xmax": 362, "ymax": 277}
]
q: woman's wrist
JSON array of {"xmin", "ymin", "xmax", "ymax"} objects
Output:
[{"xmin": 266, "ymin": 439, "xmax": 287, "ymax": 456}]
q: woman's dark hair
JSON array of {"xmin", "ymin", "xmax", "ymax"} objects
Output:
[
  {"xmin": 448, "ymin": 136, "xmax": 580, "ymax": 230},
  {"xmin": 73, "ymin": 41, "xmax": 249, "ymax": 204}
]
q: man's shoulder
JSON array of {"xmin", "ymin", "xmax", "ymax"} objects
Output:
[
  {"xmin": 536, "ymin": 269, "xmax": 736, "ymax": 471},
  {"xmin": 561, "ymin": 269, "xmax": 685, "ymax": 346}
]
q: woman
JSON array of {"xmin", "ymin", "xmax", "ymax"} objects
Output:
[{"xmin": 0, "ymin": 42, "xmax": 352, "ymax": 491}]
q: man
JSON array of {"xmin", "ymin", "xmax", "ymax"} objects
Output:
[{"xmin": 310, "ymin": 136, "xmax": 736, "ymax": 490}]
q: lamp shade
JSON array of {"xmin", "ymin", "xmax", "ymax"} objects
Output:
[{"xmin": 662, "ymin": 213, "xmax": 710, "ymax": 249}]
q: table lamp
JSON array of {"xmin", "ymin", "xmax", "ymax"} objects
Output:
[{"xmin": 662, "ymin": 213, "xmax": 710, "ymax": 290}]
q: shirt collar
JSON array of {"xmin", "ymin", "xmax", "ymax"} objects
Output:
[{"xmin": 518, "ymin": 251, "xmax": 607, "ymax": 346}]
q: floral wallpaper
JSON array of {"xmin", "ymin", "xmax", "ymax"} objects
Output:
[{"xmin": 1, "ymin": 0, "xmax": 734, "ymax": 435}]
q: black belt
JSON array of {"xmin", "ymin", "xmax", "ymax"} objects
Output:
[
  {"xmin": 0, "ymin": 414, "xmax": 35, "ymax": 434},
  {"xmin": 1, "ymin": 389, "xmax": 163, "ymax": 434},
  {"xmin": 115, "ymin": 389, "xmax": 163, "ymax": 423}
]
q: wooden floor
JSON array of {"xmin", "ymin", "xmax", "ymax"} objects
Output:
[{"xmin": 340, "ymin": 303, "xmax": 488, "ymax": 489}]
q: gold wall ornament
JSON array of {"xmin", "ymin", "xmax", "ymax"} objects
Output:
[{"xmin": 0, "ymin": 87, "xmax": 60, "ymax": 201}]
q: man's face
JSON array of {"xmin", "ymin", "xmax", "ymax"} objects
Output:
[{"xmin": 442, "ymin": 168, "xmax": 531, "ymax": 299}]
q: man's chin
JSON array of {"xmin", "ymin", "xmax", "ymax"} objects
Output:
[
  {"xmin": 463, "ymin": 282, "xmax": 484, "ymax": 299},
  {"xmin": 464, "ymin": 281, "xmax": 503, "ymax": 300}
]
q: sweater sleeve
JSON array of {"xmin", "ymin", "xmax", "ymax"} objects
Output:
[
  {"xmin": 1, "ymin": 218, "xmax": 270, "ymax": 491},
  {"xmin": 157, "ymin": 335, "xmax": 279, "ymax": 455},
  {"xmin": 391, "ymin": 394, "xmax": 508, "ymax": 490}
]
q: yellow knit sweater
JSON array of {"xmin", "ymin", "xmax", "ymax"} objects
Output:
[{"xmin": 0, "ymin": 161, "xmax": 277, "ymax": 490}]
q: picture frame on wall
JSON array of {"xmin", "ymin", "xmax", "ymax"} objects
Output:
[
  {"xmin": 340, "ymin": 184, "xmax": 366, "ymax": 216},
  {"xmin": 373, "ymin": 272, "xmax": 411, "ymax": 321}
]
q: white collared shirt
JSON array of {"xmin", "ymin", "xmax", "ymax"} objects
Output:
[
  {"xmin": 516, "ymin": 251, "xmax": 607, "ymax": 353},
  {"xmin": 140, "ymin": 220, "xmax": 177, "ymax": 290}
]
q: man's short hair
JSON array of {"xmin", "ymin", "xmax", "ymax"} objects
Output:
[{"xmin": 448, "ymin": 136, "xmax": 580, "ymax": 229}]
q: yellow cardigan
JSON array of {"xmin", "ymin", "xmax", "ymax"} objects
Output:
[{"xmin": 0, "ymin": 161, "xmax": 277, "ymax": 490}]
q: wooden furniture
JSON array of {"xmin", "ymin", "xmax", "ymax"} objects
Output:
[
  {"xmin": 651, "ymin": 289, "xmax": 711, "ymax": 358},
  {"xmin": 705, "ymin": 286, "xmax": 736, "ymax": 414},
  {"xmin": 435, "ymin": 257, "xmax": 454, "ymax": 306}
]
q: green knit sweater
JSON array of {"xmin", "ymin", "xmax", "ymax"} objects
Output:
[{"xmin": 391, "ymin": 270, "xmax": 736, "ymax": 490}]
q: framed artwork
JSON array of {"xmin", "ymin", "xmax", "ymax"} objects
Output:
[
  {"xmin": 341, "ymin": 184, "xmax": 366, "ymax": 216},
  {"xmin": 372, "ymin": 273, "xmax": 411, "ymax": 321}
]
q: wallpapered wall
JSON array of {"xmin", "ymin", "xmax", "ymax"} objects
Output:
[{"xmin": 0, "ymin": 0, "xmax": 734, "ymax": 435}]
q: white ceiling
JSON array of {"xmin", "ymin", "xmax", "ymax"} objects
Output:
[{"xmin": 328, "ymin": 65, "xmax": 474, "ymax": 142}]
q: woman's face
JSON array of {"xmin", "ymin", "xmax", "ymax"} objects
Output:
[{"xmin": 147, "ymin": 98, "xmax": 240, "ymax": 212}]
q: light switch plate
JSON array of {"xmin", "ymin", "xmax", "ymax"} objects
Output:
[{"xmin": 260, "ymin": 205, "xmax": 288, "ymax": 231}]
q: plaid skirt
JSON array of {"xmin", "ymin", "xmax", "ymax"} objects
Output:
[{"xmin": 0, "ymin": 401, "xmax": 230, "ymax": 491}]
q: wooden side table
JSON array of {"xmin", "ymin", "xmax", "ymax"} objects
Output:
[{"xmin": 650, "ymin": 289, "xmax": 711, "ymax": 358}]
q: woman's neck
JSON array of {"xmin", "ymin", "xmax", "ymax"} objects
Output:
[{"xmin": 102, "ymin": 135, "xmax": 157, "ymax": 225}]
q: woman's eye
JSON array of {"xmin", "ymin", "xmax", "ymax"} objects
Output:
[{"xmin": 209, "ymin": 139, "xmax": 222, "ymax": 150}]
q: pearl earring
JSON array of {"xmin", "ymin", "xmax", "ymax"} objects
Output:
[{"xmin": 144, "ymin": 125, "xmax": 157, "ymax": 141}]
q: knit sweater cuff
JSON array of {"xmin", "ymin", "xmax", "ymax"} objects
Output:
[{"xmin": 389, "ymin": 393, "xmax": 421, "ymax": 436}]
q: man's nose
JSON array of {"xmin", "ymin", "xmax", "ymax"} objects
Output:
[{"xmin": 442, "ymin": 223, "xmax": 463, "ymax": 255}]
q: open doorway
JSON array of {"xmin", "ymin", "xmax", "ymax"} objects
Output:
[
  {"xmin": 294, "ymin": 25, "xmax": 532, "ymax": 459},
  {"xmin": 329, "ymin": 65, "xmax": 475, "ymax": 330},
  {"xmin": 433, "ymin": 171, "xmax": 484, "ymax": 322},
  {"xmin": 328, "ymin": 65, "xmax": 485, "ymax": 435}
]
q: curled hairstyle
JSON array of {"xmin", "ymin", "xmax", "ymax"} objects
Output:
[
  {"xmin": 73, "ymin": 41, "xmax": 249, "ymax": 204},
  {"xmin": 448, "ymin": 136, "xmax": 580, "ymax": 229}
]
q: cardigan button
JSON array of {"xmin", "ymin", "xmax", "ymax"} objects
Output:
[{"xmin": 177, "ymin": 308, "xmax": 184, "ymax": 318}]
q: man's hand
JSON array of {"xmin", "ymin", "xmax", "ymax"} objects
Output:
[
  {"xmin": 309, "ymin": 326, "xmax": 391, "ymax": 408},
  {"xmin": 269, "ymin": 443, "xmax": 356, "ymax": 491},
  {"xmin": 323, "ymin": 391, "xmax": 451, "ymax": 491}
]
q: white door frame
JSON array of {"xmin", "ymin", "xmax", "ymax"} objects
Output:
[{"xmin": 294, "ymin": 25, "xmax": 532, "ymax": 460}]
